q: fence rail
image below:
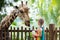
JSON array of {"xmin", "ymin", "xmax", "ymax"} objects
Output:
[{"xmin": 0, "ymin": 30, "xmax": 60, "ymax": 32}]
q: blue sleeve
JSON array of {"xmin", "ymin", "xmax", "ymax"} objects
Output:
[{"xmin": 41, "ymin": 27, "xmax": 45, "ymax": 40}]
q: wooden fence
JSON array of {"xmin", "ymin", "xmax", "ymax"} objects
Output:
[{"xmin": 0, "ymin": 24, "xmax": 60, "ymax": 40}]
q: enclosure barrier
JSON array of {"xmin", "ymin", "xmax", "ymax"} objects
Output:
[{"xmin": 0, "ymin": 24, "xmax": 60, "ymax": 40}]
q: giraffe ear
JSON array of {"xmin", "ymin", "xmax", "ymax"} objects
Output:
[{"xmin": 14, "ymin": 6, "xmax": 18, "ymax": 9}]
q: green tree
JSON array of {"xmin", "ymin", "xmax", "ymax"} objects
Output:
[
  {"xmin": 0, "ymin": 14, "xmax": 7, "ymax": 22},
  {"xmin": 0, "ymin": 0, "xmax": 19, "ymax": 11}
]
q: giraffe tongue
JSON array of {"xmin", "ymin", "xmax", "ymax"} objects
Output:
[{"xmin": 25, "ymin": 21, "xmax": 30, "ymax": 27}]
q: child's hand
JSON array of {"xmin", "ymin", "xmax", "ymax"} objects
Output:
[
  {"xmin": 32, "ymin": 30, "xmax": 36, "ymax": 37},
  {"xmin": 32, "ymin": 28, "xmax": 42, "ymax": 38},
  {"xmin": 32, "ymin": 30, "xmax": 39, "ymax": 37},
  {"xmin": 32, "ymin": 30, "xmax": 36, "ymax": 35}
]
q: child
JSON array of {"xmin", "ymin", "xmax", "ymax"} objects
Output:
[{"xmin": 32, "ymin": 18, "xmax": 45, "ymax": 40}]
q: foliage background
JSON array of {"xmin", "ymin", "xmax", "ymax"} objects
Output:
[{"xmin": 0, "ymin": 0, "xmax": 60, "ymax": 28}]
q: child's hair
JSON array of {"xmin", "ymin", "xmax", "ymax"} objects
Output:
[{"xmin": 38, "ymin": 18, "xmax": 44, "ymax": 25}]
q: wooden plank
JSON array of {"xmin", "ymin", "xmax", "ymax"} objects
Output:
[
  {"xmin": 1, "ymin": 29, "xmax": 3, "ymax": 40},
  {"xmin": 0, "ymin": 29, "xmax": 2, "ymax": 40},
  {"xmin": 14, "ymin": 27, "xmax": 15, "ymax": 40},
  {"xmin": 54, "ymin": 28, "xmax": 57, "ymax": 40},
  {"xmin": 2, "ymin": 29, "xmax": 5, "ymax": 40},
  {"xmin": 25, "ymin": 28, "xmax": 27, "ymax": 40},
  {"xmin": 6, "ymin": 29, "xmax": 9, "ymax": 40},
  {"xmin": 46, "ymin": 28, "xmax": 49, "ymax": 40},
  {"xmin": 17, "ymin": 28, "xmax": 19, "ymax": 40},
  {"xmin": 32, "ymin": 27, "xmax": 34, "ymax": 40},
  {"xmin": 49, "ymin": 24, "xmax": 55, "ymax": 40},
  {"xmin": 11, "ymin": 27, "xmax": 12, "ymax": 40},
  {"xmin": 21, "ymin": 27, "xmax": 23, "ymax": 40},
  {"xmin": 5, "ymin": 29, "xmax": 6, "ymax": 40},
  {"xmin": 28, "ymin": 28, "xmax": 30, "ymax": 40},
  {"xmin": 0, "ymin": 25, "xmax": 2, "ymax": 40}
]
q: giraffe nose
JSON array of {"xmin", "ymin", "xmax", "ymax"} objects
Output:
[{"xmin": 25, "ymin": 20, "xmax": 30, "ymax": 27}]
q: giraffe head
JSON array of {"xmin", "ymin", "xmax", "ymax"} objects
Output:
[{"xmin": 14, "ymin": 1, "xmax": 30, "ymax": 27}]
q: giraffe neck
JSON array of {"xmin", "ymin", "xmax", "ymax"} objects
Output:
[{"xmin": 0, "ymin": 10, "xmax": 18, "ymax": 29}]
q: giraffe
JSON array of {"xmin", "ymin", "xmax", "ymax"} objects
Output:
[
  {"xmin": 0, "ymin": 1, "xmax": 30, "ymax": 30},
  {"xmin": 0, "ymin": 1, "xmax": 30, "ymax": 40}
]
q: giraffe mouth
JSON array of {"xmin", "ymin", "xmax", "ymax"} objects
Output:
[{"xmin": 25, "ymin": 21, "xmax": 30, "ymax": 27}]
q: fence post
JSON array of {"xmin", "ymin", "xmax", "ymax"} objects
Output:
[
  {"xmin": 14, "ymin": 27, "xmax": 15, "ymax": 40},
  {"xmin": 46, "ymin": 28, "xmax": 49, "ymax": 40},
  {"xmin": 11, "ymin": 27, "xmax": 12, "ymax": 40},
  {"xmin": 21, "ymin": 26, "xmax": 23, "ymax": 40},
  {"xmin": 0, "ymin": 29, "xmax": 2, "ymax": 40},
  {"xmin": 54, "ymin": 28, "xmax": 57, "ymax": 40},
  {"xmin": 49, "ymin": 24, "xmax": 55, "ymax": 40},
  {"xmin": 0, "ymin": 25, "xmax": 1, "ymax": 40},
  {"xmin": 28, "ymin": 28, "xmax": 30, "ymax": 40},
  {"xmin": 17, "ymin": 27, "xmax": 19, "ymax": 40},
  {"xmin": 32, "ymin": 26, "xmax": 34, "ymax": 40},
  {"xmin": 25, "ymin": 28, "xmax": 27, "ymax": 40}
]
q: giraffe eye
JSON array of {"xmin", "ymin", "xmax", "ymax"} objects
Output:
[
  {"xmin": 20, "ymin": 10, "xmax": 24, "ymax": 13},
  {"xmin": 14, "ymin": 6, "xmax": 18, "ymax": 9}
]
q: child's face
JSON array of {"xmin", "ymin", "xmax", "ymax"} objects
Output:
[{"xmin": 38, "ymin": 19, "xmax": 44, "ymax": 26}]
